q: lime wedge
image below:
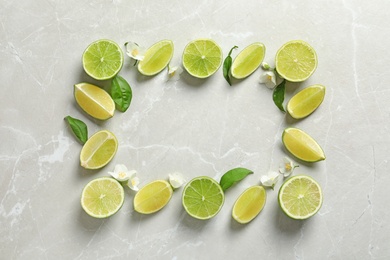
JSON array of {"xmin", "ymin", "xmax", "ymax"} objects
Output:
[
  {"xmin": 81, "ymin": 177, "xmax": 124, "ymax": 218},
  {"xmin": 232, "ymin": 185, "xmax": 266, "ymax": 224},
  {"xmin": 138, "ymin": 40, "xmax": 174, "ymax": 76},
  {"xmin": 282, "ymin": 128, "xmax": 325, "ymax": 162},
  {"xmin": 74, "ymin": 83, "xmax": 115, "ymax": 120},
  {"xmin": 275, "ymin": 40, "xmax": 317, "ymax": 82},
  {"xmin": 182, "ymin": 39, "xmax": 223, "ymax": 78},
  {"xmin": 80, "ymin": 130, "xmax": 118, "ymax": 169},
  {"xmin": 82, "ymin": 39, "xmax": 123, "ymax": 80},
  {"xmin": 133, "ymin": 180, "xmax": 173, "ymax": 214},
  {"xmin": 278, "ymin": 175, "xmax": 323, "ymax": 220},
  {"xmin": 287, "ymin": 84, "xmax": 326, "ymax": 119},
  {"xmin": 231, "ymin": 42, "xmax": 265, "ymax": 79},
  {"xmin": 182, "ymin": 176, "xmax": 224, "ymax": 220}
]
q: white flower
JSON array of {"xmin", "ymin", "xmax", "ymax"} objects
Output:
[
  {"xmin": 126, "ymin": 174, "xmax": 140, "ymax": 191},
  {"xmin": 167, "ymin": 65, "xmax": 183, "ymax": 81},
  {"xmin": 261, "ymin": 62, "xmax": 271, "ymax": 70},
  {"xmin": 108, "ymin": 164, "xmax": 134, "ymax": 182},
  {"xmin": 124, "ymin": 41, "xmax": 145, "ymax": 61},
  {"xmin": 168, "ymin": 172, "xmax": 186, "ymax": 189},
  {"xmin": 259, "ymin": 71, "xmax": 277, "ymax": 89},
  {"xmin": 260, "ymin": 171, "xmax": 280, "ymax": 189},
  {"xmin": 279, "ymin": 157, "xmax": 299, "ymax": 177}
]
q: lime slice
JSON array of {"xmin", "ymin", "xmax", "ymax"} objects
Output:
[
  {"xmin": 82, "ymin": 39, "xmax": 124, "ymax": 80},
  {"xmin": 138, "ymin": 40, "xmax": 174, "ymax": 76},
  {"xmin": 74, "ymin": 83, "xmax": 115, "ymax": 120},
  {"xmin": 282, "ymin": 128, "xmax": 325, "ymax": 162},
  {"xmin": 80, "ymin": 130, "xmax": 118, "ymax": 169},
  {"xmin": 81, "ymin": 177, "xmax": 124, "ymax": 218},
  {"xmin": 278, "ymin": 175, "xmax": 323, "ymax": 220},
  {"xmin": 275, "ymin": 40, "xmax": 317, "ymax": 82},
  {"xmin": 182, "ymin": 176, "xmax": 224, "ymax": 220},
  {"xmin": 231, "ymin": 42, "xmax": 265, "ymax": 79},
  {"xmin": 287, "ymin": 84, "xmax": 326, "ymax": 119},
  {"xmin": 182, "ymin": 39, "xmax": 223, "ymax": 78},
  {"xmin": 232, "ymin": 185, "xmax": 266, "ymax": 224},
  {"xmin": 134, "ymin": 180, "xmax": 173, "ymax": 214}
]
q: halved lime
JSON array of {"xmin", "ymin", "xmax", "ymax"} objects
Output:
[
  {"xmin": 80, "ymin": 130, "xmax": 118, "ymax": 169},
  {"xmin": 278, "ymin": 175, "xmax": 323, "ymax": 220},
  {"xmin": 182, "ymin": 176, "xmax": 224, "ymax": 220},
  {"xmin": 275, "ymin": 40, "xmax": 317, "ymax": 82},
  {"xmin": 182, "ymin": 39, "xmax": 223, "ymax": 78},
  {"xmin": 282, "ymin": 128, "xmax": 325, "ymax": 162},
  {"xmin": 133, "ymin": 180, "xmax": 173, "ymax": 214},
  {"xmin": 82, "ymin": 39, "xmax": 124, "ymax": 80},
  {"xmin": 232, "ymin": 185, "xmax": 266, "ymax": 224},
  {"xmin": 74, "ymin": 83, "xmax": 115, "ymax": 120},
  {"xmin": 138, "ymin": 40, "xmax": 174, "ymax": 76},
  {"xmin": 287, "ymin": 84, "xmax": 326, "ymax": 119},
  {"xmin": 81, "ymin": 177, "xmax": 124, "ymax": 218},
  {"xmin": 231, "ymin": 42, "xmax": 265, "ymax": 79}
]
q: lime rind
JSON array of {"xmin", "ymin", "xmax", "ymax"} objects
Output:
[
  {"xmin": 231, "ymin": 42, "xmax": 265, "ymax": 79},
  {"xmin": 138, "ymin": 40, "xmax": 174, "ymax": 76}
]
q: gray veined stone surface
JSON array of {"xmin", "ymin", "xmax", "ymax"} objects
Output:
[{"xmin": 1, "ymin": 0, "xmax": 390, "ymax": 259}]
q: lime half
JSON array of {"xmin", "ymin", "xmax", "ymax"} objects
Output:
[
  {"xmin": 134, "ymin": 180, "xmax": 173, "ymax": 214},
  {"xmin": 231, "ymin": 42, "xmax": 265, "ymax": 79},
  {"xmin": 138, "ymin": 40, "xmax": 174, "ymax": 76}
]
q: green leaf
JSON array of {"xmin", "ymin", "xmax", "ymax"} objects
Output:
[
  {"xmin": 273, "ymin": 79, "xmax": 286, "ymax": 112},
  {"xmin": 219, "ymin": 167, "xmax": 253, "ymax": 192},
  {"xmin": 64, "ymin": 116, "xmax": 88, "ymax": 144},
  {"xmin": 111, "ymin": 75, "xmax": 132, "ymax": 112},
  {"xmin": 223, "ymin": 46, "xmax": 238, "ymax": 86}
]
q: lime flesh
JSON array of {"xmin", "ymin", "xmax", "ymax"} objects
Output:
[
  {"xmin": 134, "ymin": 180, "xmax": 173, "ymax": 214},
  {"xmin": 232, "ymin": 185, "xmax": 266, "ymax": 224},
  {"xmin": 138, "ymin": 40, "xmax": 174, "ymax": 76},
  {"xmin": 287, "ymin": 84, "xmax": 326, "ymax": 119},
  {"xmin": 231, "ymin": 42, "xmax": 265, "ymax": 79}
]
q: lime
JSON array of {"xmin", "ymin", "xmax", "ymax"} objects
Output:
[
  {"xmin": 278, "ymin": 175, "xmax": 323, "ymax": 220},
  {"xmin": 81, "ymin": 177, "xmax": 124, "ymax": 218},
  {"xmin": 231, "ymin": 42, "xmax": 265, "ymax": 79},
  {"xmin": 232, "ymin": 185, "xmax": 266, "ymax": 224},
  {"xmin": 182, "ymin": 39, "xmax": 223, "ymax": 78},
  {"xmin": 80, "ymin": 130, "xmax": 118, "ymax": 169},
  {"xmin": 82, "ymin": 39, "xmax": 124, "ymax": 80},
  {"xmin": 138, "ymin": 40, "xmax": 174, "ymax": 76},
  {"xmin": 287, "ymin": 84, "xmax": 326, "ymax": 119},
  {"xmin": 275, "ymin": 40, "xmax": 317, "ymax": 82},
  {"xmin": 134, "ymin": 180, "xmax": 173, "ymax": 214},
  {"xmin": 282, "ymin": 128, "xmax": 325, "ymax": 162},
  {"xmin": 182, "ymin": 176, "xmax": 224, "ymax": 220}
]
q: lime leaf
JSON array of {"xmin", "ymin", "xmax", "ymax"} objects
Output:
[
  {"xmin": 64, "ymin": 116, "xmax": 88, "ymax": 144},
  {"xmin": 223, "ymin": 46, "xmax": 238, "ymax": 86},
  {"xmin": 111, "ymin": 75, "xmax": 132, "ymax": 112},
  {"xmin": 273, "ymin": 79, "xmax": 286, "ymax": 112},
  {"xmin": 219, "ymin": 167, "xmax": 253, "ymax": 192}
]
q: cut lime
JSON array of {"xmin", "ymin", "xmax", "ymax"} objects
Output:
[
  {"xmin": 182, "ymin": 39, "xmax": 223, "ymax": 78},
  {"xmin": 138, "ymin": 40, "xmax": 174, "ymax": 76},
  {"xmin": 74, "ymin": 83, "xmax": 115, "ymax": 120},
  {"xmin": 81, "ymin": 177, "xmax": 124, "ymax": 218},
  {"xmin": 287, "ymin": 84, "xmax": 326, "ymax": 119},
  {"xmin": 278, "ymin": 175, "xmax": 323, "ymax": 220},
  {"xmin": 80, "ymin": 130, "xmax": 118, "ymax": 169},
  {"xmin": 133, "ymin": 180, "xmax": 173, "ymax": 214},
  {"xmin": 82, "ymin": 39, "xmax": 124, "ymax": 80},
  {"xmin": 182, "ymin": 176, "xmax": 224, "ymax": 220},
  {"xmin": 275, "ymin": 40, "xmax": 317, "ymax": 82},
  {"xmin": 231, "ymin": 42, "xmax": 265, "ymax": 79},
  {"xmin": 232, "ymin": 185, "xmax": 266, "ymax": 224},
  {"xmin": 282, "ymin": 128, "xmax": 325, "ymax": 162}
]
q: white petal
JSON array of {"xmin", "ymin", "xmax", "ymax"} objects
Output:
[
  {"xmin": 168, "ymin": 172, "xmax": 186, "ymax": 189},
  {"xmin": 127, "ymin": 176, "xmax": 140, "ymax": 191}
]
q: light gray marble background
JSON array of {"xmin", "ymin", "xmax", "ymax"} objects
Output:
[{"xmin": 1, "ymin": 0, "xmax": 389, "ymax": 259}]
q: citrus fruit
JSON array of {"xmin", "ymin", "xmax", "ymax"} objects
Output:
[
  {"xmin": 275, "ymin": 40, "xmax": 317, "ymax": 82},
  {"xmin": 287, "ymin": 84, "xmax": 326, "ymax": 119},
  {"xmin": 80, "ymin": 130, "xmax": 118, "ymax": 169},
  {"xmin": 278, "ymin": 175, "xmax": 323, "ymax": 220},
  {"xmin": 182, "ymin": 39, "xmax": 223, "ymax": 78},
  {"xmin": 138, "ymin": 40, "xmax": 174, "ymax": 76},
  {"xmin": 182, "ymin": 176, "xmax": 224, "ymax": 220},
  {"xmin": 82, "ymin": 39, "xmax": 123, "ymax": 80},
  {"xmin": 74, "ymin": 83, "xmax": 115, "ymax": 120},
  {"xmin": 133, "ymin": 180, "xmax": 173, "ymax": 214},
  {"xmin": 282, "ymin": 128, "xmax": 325, "ymax": 162},
  {"xmin": 232, "ymin": 185, "xmax": 266, "ymax": 224},
  {"xmin": 81, "ymin": 177, "xmax": 124, "ymax": 218},
  {"xmin": 231, "ymin": 42, "xmax": 265, "ymax": 79}
]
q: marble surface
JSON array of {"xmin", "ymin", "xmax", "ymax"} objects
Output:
[{"xmin": 1, "ymin": 0, "xmax": 390, "ymax": 259}]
